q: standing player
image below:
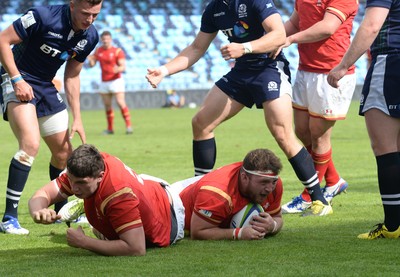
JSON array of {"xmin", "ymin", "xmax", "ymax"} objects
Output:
[
  {"xmin": 328, "ymin": 1, "xmax": 400, "ymax": 239},
  {"xmin": 87, "ymin": 31, "xmax": 132, "ymax": 135},
  {"xmin": 171, "ymin": 149, "xmax": 283, "ymax": 240},
  {"xmin": 146, "ymin": 0, "xmax": 332, "ymax": 216},
  {"xmin": 0, "ymin": 0, "xmax": 103, "ymax": 235},
  {"xmin": 29, "ymin": 144, "xmax": 184, "ymax": 256},
  {"xmin": 276, "ymin": 0, "xmax": 358, "ymax": 213}
]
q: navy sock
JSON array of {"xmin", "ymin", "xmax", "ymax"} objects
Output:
[
  {"xmin": 193, "ymin": 138, "xmax": 216, "ymax": 176},
  {"xmin": 376, "ymin": 152, "xmax": 400, "ymax": 231},
  {"xmin": 3, "ymin": 158, "xmax": 31, "ymax": 221},
  {"xmin": 49, "ymin": 164, "xmax": 67, "ymax": 213},
  {"xmin": 289, "ymin": 148, "xmax": 327, "ymax": 204}
]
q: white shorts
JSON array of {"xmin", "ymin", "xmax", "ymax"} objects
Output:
[
  {"xmin": 38, "ymin": 109, "xmax": 69, "ymax": 137},
  {"xmin": 138, "ymin": 174, "xmax": 185, "ymax": 244},
  {"xmin": 99, "ymin": 78, "xmax": 125, "ymax": 94},
  {"xmin": 292, "ymin": 70, "xmax": 356, "ymax": 120}
]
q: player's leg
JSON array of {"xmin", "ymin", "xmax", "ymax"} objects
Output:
[
  {"xmin": 0, "ymin": 103, "xmax": 39, "ymax": 234},
  {"xmin": 100, "ymin": 92, "xmax": 114, "ymax": 134},
  {"xmin": 192, "ymin": 85, "xmax": 243, "ymax": 176},
  {"xmin": 358, "ymin": 109, "xmax": 400, "ymax": 238},
  {"xmin": 115, "ymin": 92, "xmax": 132, "ymax": 134},
  {"xmin": 263, "ymin": 95, "xmax": 331, "ymax": 216},
  {"xmin": 40, "ymin": 109, "xmax": 73, "ymax": 214}
]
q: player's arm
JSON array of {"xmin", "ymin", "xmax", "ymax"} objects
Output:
[
  {"xmin": 28, "ymin": 180, "xmax": 65, "ymax": 224},
  {"xmin": 86, "ymin": 54, "xmax": 97, "ymax": 67},
  {"xmin": 328, "ymin": 7, "xmax": 389, "ymax": 88},
  {"xmin": 146, "ymin": 31, "xmax": 217, "ymax": 88},
  {"xmin": 190, "ymin": 212, "xmax": 266, "ymax": 240},
  {"xmin": 114, "ymin": 57, "xmax": 126, "ymax": 73},
  {"xmin": 286, "ymin": 11, "xmax": 342, "ymax": 45},
  {"xmin": 0, "ymin": 24, "xmax": 34, "ymax": 101},
  {"xmin": 220, "ymin": 13, "xmax": 286, "ymax": 61},
  {"xmin": 67, "ymin": 225, "xmax": 146, "ymax": 256},
  {"xmin": 64, "ymin": 59, "xmax": 86, "ymax": 143}
]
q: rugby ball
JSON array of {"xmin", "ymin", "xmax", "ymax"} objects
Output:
[{"xmin": 230, "ymin": 203, "xmax": 264, "ymax": 228}]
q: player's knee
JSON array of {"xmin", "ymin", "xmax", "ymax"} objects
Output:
[{"xmin": 14, "ymin": 150, "xmax": 35, "ymax": 167}]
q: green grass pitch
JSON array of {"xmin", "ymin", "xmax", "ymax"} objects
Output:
[{"xmin": 0, "ymin": 102, "xmax": 399, "ymax": 276}]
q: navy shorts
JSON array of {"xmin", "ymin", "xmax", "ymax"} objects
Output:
[
  {"xmin": 0, "ymin": 72, "xmax": 66, "ymax": 121},
  {"xmin": 215, "ymin": 58, "xmax": 292, "ymax": 109},
  {"xmin": 360, "ymin": 53, "xmax": 400, "ymax": 118}
]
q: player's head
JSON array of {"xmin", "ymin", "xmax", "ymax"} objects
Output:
[
  {"xmin": 67, "ymin": 144, "xmax": 105, "ymax": 198},
  {"xmin": 239, "ymin": 149, "xmax": 282, "ymax": 203},
  {"xmin": 70, "ymin": 0, "xmax": 103, "ymax": 31},
  {"xmin": 67, "ymin": 144, "xmax": 105, "ymax": 178},
  {"xmin": 100, "ymin": 31, "xmax": 112, "ymax": 48}
]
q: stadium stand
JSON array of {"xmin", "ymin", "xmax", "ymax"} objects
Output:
[{"xmin": 0, "ymin": 0, "xmax": 368, "ymax": 93}]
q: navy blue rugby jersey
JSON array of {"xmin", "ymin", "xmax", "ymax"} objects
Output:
[
  {"xmin": 367, "ymin": 0, "xmax": 400, "ymax": 56},
  {"xmin": 4, "ymin": 4, "xmax": 99, "ymax": 81},
  {"xmin": 201, "ymin": 0, "xmax": 283, "ymax": 64}
]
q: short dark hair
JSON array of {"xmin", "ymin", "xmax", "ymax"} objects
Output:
[
  {"xmin": 67, "ymin": 144, "xmax": 105, "ymax": 178},
  {"xmin": 242, "ymin": 149, "xmax": 282, "ymax": 175},
  {"xmin": 101, "ymin": 30, "xmax": 112, "ymax": 37},
  {"xmin": 74, "ymin": 0, "xmax": 103, "ymax": 6}
]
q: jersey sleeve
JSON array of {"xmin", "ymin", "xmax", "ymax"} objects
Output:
[
  {"xmin": 102, "ymin": 188, "xmax": 142, "ymax": 235},
  {"xmin": 200, "ymin": 0, "xmax": 219, "ymax": 34},
  {"xmin": 254, "ymin": 0, "xmax": 280, "ymax": 23},
  {"xmin": 13, "ymin": 7, "xmax": 44, "ymax": 41},
  {"xmin": 116, "ymin": 48, "xmax": 126, "ymax": 59},
  {"xmin": 326, "ymin": 0, "xmax": 358, "ymax": 23},
  {"xmin": 193, "ymin": 185, "xmax": 232, "ymax": 225},
  {"xmin": 56, "ymin": 173, "xmax": 74, "ymax": 197}
]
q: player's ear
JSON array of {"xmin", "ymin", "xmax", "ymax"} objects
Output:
[{"xmin": 97, "ymin": 171, "xmax": 105, "ymax": 182}]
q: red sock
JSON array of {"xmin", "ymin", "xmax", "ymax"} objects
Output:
[
  {"xmin": 106, "ymin": 109, "xmax": 114, "ymax": 131},
  {"xmin": 121, "ymin": 106, "xmax": 131, "ymax": 128},
  {"xmin": 325, "ymin": 157, "xmax": 340, "ymax": 187},
  {"xmin": 311, "ymin": 149, "xmax": 331, "ymax": 183}
]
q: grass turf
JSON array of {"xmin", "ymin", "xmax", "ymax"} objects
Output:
[{"xmin": 0, "ymin": 101, "xmax": 399, "ymax": 276}]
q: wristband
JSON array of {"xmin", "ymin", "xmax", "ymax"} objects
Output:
[
  {"xmin": 233, "ymin": 228, "xmax": 242, "ymax": 240},
  {"xmin": 159, "ymin": 65, "xmax": 169, "ymax": 77},
  {"xmin": 271, "ymin": 220, "xmax": 278, "ymax": 233},
  {"xmin": 11, "ymin": 74, "xmax": 23, "ymax": 85},
  {"xmin": 242, "ymin": 42, "xmax": 253, "ymax": 54}
]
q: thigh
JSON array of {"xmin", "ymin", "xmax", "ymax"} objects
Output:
[
  {"xmin": 365, "ymin": 109, "xmax": 400, "ymax": 156},
  {"xmin": 100, "ymin": 93, "xmax": 113, "ymax": 107},
  {"xmin": 7, "ymin": 102, "xmax": 41, "ymax": 153},
  {"xmin": 193, "ymin": 85, "xmax": 244, "ymax": 135},
  {"xmin": 114, "ymin": 92, "xmax": 127, "ymax": 107}
]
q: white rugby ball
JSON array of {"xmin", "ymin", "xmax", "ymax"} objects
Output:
[{"xmin": 230, "ymin": 203, "xmax": 264, "ymax": 228}]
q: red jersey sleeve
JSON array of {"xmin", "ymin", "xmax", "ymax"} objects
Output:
[{"xmin": 193, "ymin": 185, "xmax": 233, "ymax": 225}]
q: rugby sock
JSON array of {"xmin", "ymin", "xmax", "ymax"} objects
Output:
[
  {"xmin": 288, "ymin": 148, "xmax": 327, "ymax": 204},
  {"xmin": 106, "ymin": 108, "xmax": 114, "ymax": 131},
  {"xmin": 376, "ymin": 152, "xmax": 400, "ymax": 231},
  {"xmin": 121, "ymin": 106, "xmax": 132, "ymax": 128},
  {"xmin": 193, "ymin": 138, "xmax": 216, "ymax": 176},
  {"xmin": 324, "ymin": 157, "xmax": 341, "ymax": 187},
  {"xmin": 3, "ymin": 158, "xmax": 31, "ymax": 221},
  {"xmin": 50, "ymin": 164, "xmax": 67, "ymax": 213},
  {"xmin": 311, "ymin": 149, "xmax": 331, "ymax": 183}
]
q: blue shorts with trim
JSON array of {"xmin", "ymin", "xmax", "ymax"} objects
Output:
[
  {"xmin": 360, "ymin": 53, "xmax": 400, "ymax": 118},
  {"xmin": 0, "ymin": 72, "xmax": 66, "ymax": 121},
  {"xmin": 215, "ymin": 58, "xmax": 292, "ymax": 109}
]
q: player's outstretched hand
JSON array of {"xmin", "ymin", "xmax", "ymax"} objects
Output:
[
  {"xmin": 32, "ymin": 208, "xmax": 61, "ymax": 224},
  {"xmin": 146, "ymin": 68, "xmax": 165, "ymax": 88}
]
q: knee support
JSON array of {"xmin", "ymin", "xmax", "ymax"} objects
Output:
[{"xmin": 14, "ymin": 150, "xmax": 35, "ymax": 167}]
